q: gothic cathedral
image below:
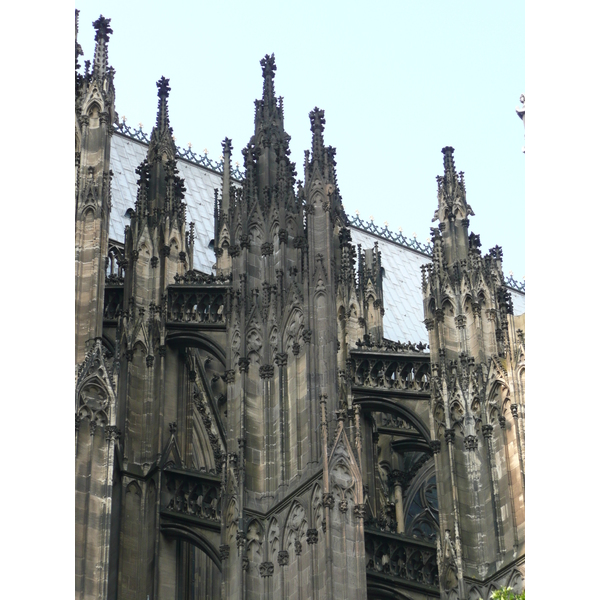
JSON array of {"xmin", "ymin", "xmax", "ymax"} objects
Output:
[{"xmin": 75, "ymin": 13, "xmax": 525, "ymax": 600}]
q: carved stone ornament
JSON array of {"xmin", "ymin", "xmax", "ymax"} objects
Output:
[
  {"xmin": 511, "ymin": 404, "xmax": 519, "ymax": 419},
  {"xmin": 323, "ymin": 493, "xmax": 335, "ymax": 509},
  {"xmin": 339, "ymin": 500, "xmax": 348, "ymax": 513},
  {"xmin": 278, "ymin": 228, "xmax": 288, "ymax": 244},
  {"xmin": 261, "ymin": 242, "xmax": 274, "ymax": 256},
  {"xmin": 498, "ymin": 416, "xmax": 506, "ymax": 429},
  {"xmin": 146, "ymin": 355, "xmax": 154, "ymax": 368},
  {"xmin": 302, "ymin": 330, "xmax": 312, "ymax": 343},
  {"xmin": 238, "ymin": 357, "xmax": 250, "ymax": 373},
  {"xmin": 306, "ymin": 529, "xmax": 318, "ymax": 545},
  {"xmin": 225, "ymin": 369, "xmax": 235, "ymax": 383},
  {"xmin": 219, "ymin": 544, "xmax": 230, "ymax": 560},
  {"xmin": 179, "ymin": 251, "xmax": 187, "ymax": 263},
  {"xmin": 158, "ymin": 345, "xmax": 167, "ymax": 357},
  {"xmin": 151, "ymin": 256, "xmax": 158, "ymax": 268},
  {"xmin": 229, "ymin": 245, "xmax": 240, "ymax": 258},
  {"xmin": 292, "ymin": 341, "xmax": 300, "ymax": 356},
  {"xmin": 389, "ymin": 469, "xmax": 403, "ymax": 487},
  {"xmin": 295, "ymin": 540, "xmax": 302, "ymax": 556},
  {"xmin": 454, "ymin": 315, "xmax": 466, "ymax": 329},
  {"xmin": 259, "ymin": 364, "xmax": 274, "ymax": 379},
  {"xmin": 169, "ymin": 422, "xmax": 177, "ymax": 435},
  {"xmin": 464, "ymin": 435, "xmax": 478, "ymax": 451},
  {"xmin": 242, "ymin": 556, "xmax": 249, "ymax": 571},
  {"xmin": 424, "ymin": 318, "xmax": 435, "ymax": 331},
  {"xmin": 430, "ymin": 440, "xmax": 442, "ymax": 454},
  {"xmin": 353, "ymin": 504, "xmax": 366, "ymax": 519},
  {"xmin": 259, "ymin": 561, "xmax": 274, "ymax": 577},
  {"xmin": 277, "ymin": 550, "xmax": 289, "ymax": 566},
  {"xmin": 274, "ymin": 353, "xmax": 288, "ymax": 367},
  {"xmin": 240, "ymin": 234, "xmax": 250, "ymax": 249},
  {"xmin": 104, "ymin": 425, "xmax": 119, "ymax": 442},
  {"xmin": 236, "ymin": 531, "xmax": 246, "ymax": 549},
  {"xmin": 482, "ymin": 424, "xmax": 493, "ymax": 439},
  {"xmin": 444, "ymin": 428, "xmax": 455, "ymax": 445}
]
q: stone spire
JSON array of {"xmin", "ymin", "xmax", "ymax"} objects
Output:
[
  {"xmin": 309, "ymin": 106, "xmax": 326, "ymax": 168},
  {"xmin": 254, "ymin": 53, "xmax": 283, "ymax": 132},
  {"xmin": 260, "ymin": 52, "xmax": 277, "ymax": 109},
  {"xmin": 91, "ymin": 15, "xmax": 113, "ymax": 80},
  {"xmin": 75, "ymin": 14, "xmax": 116, "ymax": 365},
  {"xmin": 75, "ymin": 9, "xmax": 83, "ymax": 69},
  {"xmin": 156, "ymin": 76, "xmax": 172, "ymax": 134},
  {"xmin": 304, "ymin": 107, "xmax": 346, "ymax": 226},
  {"xmin": 148, "ymin": 76, "xmax": 177, "ymax": 161},
  {"xmin": 432, "ymin": 147, "xmax": 473, "ymax": 266},
  {"xmin": 422, "ymin": 148, "xmax": 524, "ymax": 600}
]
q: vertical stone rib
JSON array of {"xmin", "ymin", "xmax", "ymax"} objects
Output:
[
  {"xmin": 320, "ymin": 395, "xmax": 334, "ymax": 597},
  {"xmin": 500, "ymin": 422, "xmax": 520, "ymax": 548},
  {"xmin": 483, "ymin": 426, "xmax": 505, "ymax": 554}
]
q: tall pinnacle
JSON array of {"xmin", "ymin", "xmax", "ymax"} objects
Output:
[
  {"xmin": 441, "ymin": 146, "xmax": 456, "ymax": 180},
  {"xmin": 156, "ymin": 77, "xmax": 172, "ymax": 133},
  {"xmin": 75, "ymin": 10, "xmax": 83, "ymax": 68},
  {"xmin": 148, "ymin": 77, "xmax": 176, "ymax": 160},
  {"xmin": 92, "ymin": 15, "xmax": 112, "ymax": 79},
  {"xmin": 309, "ymin": 107, "xmax": 326, "ymax": 165},
  {"xmin": 260, "ymin": 53, "xmax": 277, "ymax": 107}
]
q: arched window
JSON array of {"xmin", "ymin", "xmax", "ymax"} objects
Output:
[{"xmin": 404, "ymin": 463, "xmax": 439, "ymax": 542}]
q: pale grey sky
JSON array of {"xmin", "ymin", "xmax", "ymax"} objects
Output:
[{"xmin": 76, "ymin": 0, "xmax": 525, "ymax": 278}]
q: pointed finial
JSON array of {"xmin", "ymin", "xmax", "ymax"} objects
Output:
[
  {"xmin": 441, "ymin": 146, "xmax": 456, "ymax": 178},
  {"xmin": 260, "ymin": 53, "xmax": 277, "ymax": 103},
  {"xmin": 222, "ymin": 137, "xmax": 233, "ymax": 155},
  {"xmin": 309, "ymin": 107, "xmax": 326, "ymax": 161},
  {"xmin": 92, "ymin": 15, "xmax": 113, "ymax": 78},
  {"xmin": 75, "ymin": 10, "xmax": 83, "ymax": 68},
  {"xmin": 156, "ymin": 76, "xmax": 171, "ymax": 132}
]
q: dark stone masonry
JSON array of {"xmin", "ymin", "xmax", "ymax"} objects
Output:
[{"xmin": 75, "ymin": 10, "xmax": 524, "ymax": 600}]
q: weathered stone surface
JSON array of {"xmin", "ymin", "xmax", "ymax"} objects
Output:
[{"xmin": 75, "ymin": 14, "xmax": 524, "ymax": 600}]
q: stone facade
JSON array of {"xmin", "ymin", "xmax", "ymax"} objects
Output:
[{"xmin": 75, "ymin": 12, "xmax": 524, "ymax": 600}]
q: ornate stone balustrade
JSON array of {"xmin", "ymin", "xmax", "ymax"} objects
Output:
[
  {"xmin": 167, "ymin": 285, "xmax": 228, "ymax": 326},
  {"xmin": 162, "ymin": 466, "xmax": 222, "ymax": 528},
  {"xmin": 365, "ymin": 528, "xmax": 439, "ymax": 593},
  {"xmin": 347, "ymin": 353, "xmax": 431, "ymax": 393}
]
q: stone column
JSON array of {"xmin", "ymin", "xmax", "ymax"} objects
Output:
[{"xmin": 389, "ymin": 470, "xmax": 405, "ymax": 534}]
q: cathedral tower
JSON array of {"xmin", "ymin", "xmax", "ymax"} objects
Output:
[
  {"xmin": 216, "ymin": 55, "xmax": 368, "ymax": 599},
  {"xmin": 75, "ymin": 13, "xmax": 116, "ymax": 364},
  {"xmin": 422, "ymin": 147, "xmax": 525, "ymax": 599},
  {"xmin": 75, "ymin": 13, "xmax": 121, "ymax": 600}
]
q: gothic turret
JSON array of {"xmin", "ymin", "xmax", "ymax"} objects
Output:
[
  {"xmin": 422, "ymin": 149, "xmax": 525, "ymax": 599},
  {"xmin": 75, "ymin": 13, "xmax": 116, "ymax": 364},
  {"xmin": 217, "ymin": 57, "xmax": 368, "ymax": 600},
  {"xmin": 74, "ymin": 13, "xmax": 121, "ymax": 600},
  {"xmin": 357, "ymin": 242, "xmax": 385, "ymax": 344}
]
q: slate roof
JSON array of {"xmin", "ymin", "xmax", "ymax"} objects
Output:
[
  {"xmin": 109, "ymin": 133, "xmax": 524, "ymax": 345},
  {"xmin": 110, "ymin": 132, "xmax": 226, "ymax": 274}
]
